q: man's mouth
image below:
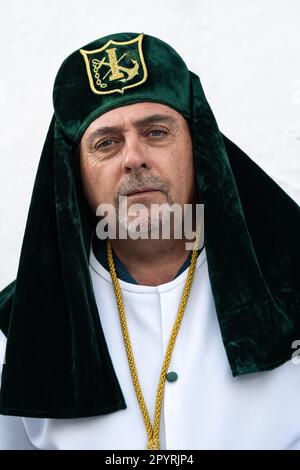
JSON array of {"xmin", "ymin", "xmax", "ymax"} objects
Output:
[{"xmin": 125, "ymin": 188, "xmax": 162, "ymax": 197}]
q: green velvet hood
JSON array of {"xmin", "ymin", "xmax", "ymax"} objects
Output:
[{"xmin": 0, "ymin": 32, "xmax": 299, "ymax": 418}]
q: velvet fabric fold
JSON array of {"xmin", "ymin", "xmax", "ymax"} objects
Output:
[{"xmin": 0, "ymin": 32, "xmax": 299, "ymax": 418}]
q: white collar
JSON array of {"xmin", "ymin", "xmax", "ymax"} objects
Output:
[{"xmin": 89, "ymin": 242, "xmax": 207, "ymax": 294}]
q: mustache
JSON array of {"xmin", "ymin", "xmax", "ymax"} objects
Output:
[{"xmin": 114, "ymin": 174, "xmax": 170, "ymax": 202}]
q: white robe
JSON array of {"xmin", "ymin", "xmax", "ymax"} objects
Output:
[{"xmin": 0, "ymin": 246, "xmax": 300, "ymax": 450}]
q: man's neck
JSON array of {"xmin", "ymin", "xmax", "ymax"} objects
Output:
[{"xmin": 109, "ymin": 238, "xmax": 193, "ymax": 286}]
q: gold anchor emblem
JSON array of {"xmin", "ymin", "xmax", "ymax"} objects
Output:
[{"xmin": 80, "ymin": 34, "xmax": 148, "ymax": 95}]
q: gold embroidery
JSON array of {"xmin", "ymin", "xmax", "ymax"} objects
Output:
[{"xmin": 80, "ymin": 34, "xmax": 148, "ymax": 95}]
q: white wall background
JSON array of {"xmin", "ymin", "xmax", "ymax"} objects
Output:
[{"xmin": 0, "ymin": 0, "xmax": 299, "ymax": 288}]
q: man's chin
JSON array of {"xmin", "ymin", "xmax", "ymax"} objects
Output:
[{"xmin": 117, "ymin": 215, "xmax": 180, "ymax": 240}]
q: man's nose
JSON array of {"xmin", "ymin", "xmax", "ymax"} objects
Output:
[{"xmin": 121, "ymin": 135, "xmax": 150, "ymax": 173}]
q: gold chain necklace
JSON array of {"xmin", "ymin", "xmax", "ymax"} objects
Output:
[{"xmin": 107, "ymin": 230, "xmax": 200, "ymax": 450}]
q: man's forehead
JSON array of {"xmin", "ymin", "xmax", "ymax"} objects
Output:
[{"xmin": 81, "ymin": 102, "xmax": 184, "ymax": 141}]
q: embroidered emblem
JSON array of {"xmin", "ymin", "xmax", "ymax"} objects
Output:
[{"xmin": 80, "ymin": 33, "xmax": 148, "ymax": 95}]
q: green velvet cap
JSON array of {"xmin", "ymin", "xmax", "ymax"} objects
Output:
[
  {"xmin": 54, "ymin": 32, "xmax": 191, "ymax": 143},
  {"xmin": 0, "ymin": 32, "xmax": 299, "ymax": 419}
]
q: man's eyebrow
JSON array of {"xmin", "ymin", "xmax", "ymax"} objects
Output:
[
  {"xmin": 132, "ymin": 113, "xmax": 177, "ymax": 128},
  {"xmin": 87, "ymin": 126, "xmax": 121, "ymax": 149},
  {"xmin": 86, "ymin": 114, "xmax": 177, "ymax": 148}
]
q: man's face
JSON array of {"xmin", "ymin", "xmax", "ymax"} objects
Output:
[{"xmin": 79, "ymin": 102, "xmax": 196, "ymax": 235}]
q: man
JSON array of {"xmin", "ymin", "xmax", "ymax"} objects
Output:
[{"xmin": 0, "ymin": 32, "xmax": 299, "ymax": 450}]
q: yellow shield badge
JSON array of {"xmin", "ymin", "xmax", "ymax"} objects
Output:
[{"xmin": 80, "ymin": 33, "xmax": 148, "ymax": 95}]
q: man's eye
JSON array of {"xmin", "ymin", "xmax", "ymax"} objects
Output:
[
  {"xmin": 96, "ymin": 139, "xmax": 114, "ymax": 149},
  {"xmin": 148, "ymin": 129, "xmax": 167, "ymax": 138}
]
